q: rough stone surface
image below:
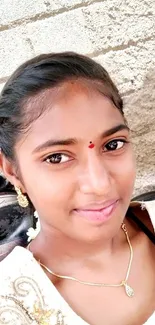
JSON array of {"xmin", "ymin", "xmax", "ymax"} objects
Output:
[
  {"xmin": 0, "ymin": 27, "xmax": 34, "ymax": 79},
  {"xmin": 0, "ymin": 0, "xmax": 94, "ymax": 25},
  {"xmin": 124, "ymin": 68, "xmax": 155, "ymax": 194},
  {"xmin": 0, "ymin": 0, "xmax": 155, "ymax": 194},
  {"xmin": 0, "ymin": 8, "xmax": 94, "ymax": 80},
  {"xmin": 82, "ymin": 1, "xmax": 155, "ymax": 52},
  {"xmin": 26, "ymin": 9, "xmax": 93, "ymax": 55},
  {"xmin": 0, "ymin": 0, "xmax": 48, "ymax": 25},
  {"xmin": 94, "ymin": 39, "xmax": 155, "ymax": 95}
]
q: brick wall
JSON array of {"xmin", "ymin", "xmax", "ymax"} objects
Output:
[{"xmin": 0, "ymin": 0, "xmax": 155, "ymax": 194}]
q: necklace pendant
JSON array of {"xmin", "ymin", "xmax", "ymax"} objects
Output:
[{"xmin": 123, "ymin": 282, "xmax": 134, "ymax": 297}]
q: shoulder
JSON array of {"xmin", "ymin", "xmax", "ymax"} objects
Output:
[
  {"xmin": 0, "ymin": 245, "xmax": 30, "ymax": 272},
  {"xmin": 0, "ymin": 246, "xmax": 36, "ymax": 293},
  {"xmin": 0, "ymin": 246, "xmax": 68, "ymax": 324},
  {"xmin": 0, "ymin": 247, "xmax": 46, "ymax": 324}
]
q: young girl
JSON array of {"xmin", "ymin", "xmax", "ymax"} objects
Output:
[{"xmin": 0, "ymin": 52, "xmax": 154, "ymax": 325}]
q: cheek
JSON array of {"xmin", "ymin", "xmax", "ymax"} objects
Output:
[
  {"xmin": 107, "ymin": 149, "xmax": 136, "ymax": 189},
  {"xmin": 115, "ymin": 151, "xmax": 136, "ymax": 193},
  {"xmin": 19, "ymin": 159, "xmax": 75, "ymax": 212}
]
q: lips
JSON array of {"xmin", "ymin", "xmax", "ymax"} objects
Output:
[{"xmin": 74, "ymin": 199, "xmax": 119, "ymax": 223}]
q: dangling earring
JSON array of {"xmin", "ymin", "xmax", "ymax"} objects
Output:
[{"xmin": 15, "ymin": 186, "xmax": 29, "ymax": 208}]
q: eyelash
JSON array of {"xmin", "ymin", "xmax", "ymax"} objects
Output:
[
  {"xmin": 44, "ymin": 139, "xmax": 129, "ymax": 165},
  {"xmin": 44, "ymin": 153, "xmax": 71, "ymax": 164},
  {"xmin": 103, "ymin": 139, "xmax": 129, "ymax": 152}
]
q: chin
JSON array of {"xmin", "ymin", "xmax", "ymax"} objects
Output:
[{"xmin": 72, "ymin": 220, "xmax": 121, "ymax": 243}]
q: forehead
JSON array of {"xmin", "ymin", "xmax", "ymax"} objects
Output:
[{"xmin": 18, "ymin": 81, "xmax": 124, "ymax": 148}]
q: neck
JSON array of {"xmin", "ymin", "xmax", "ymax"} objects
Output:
[{"xmin": 29, "ymin": 225, "xmax": 124, "ymax": 269}]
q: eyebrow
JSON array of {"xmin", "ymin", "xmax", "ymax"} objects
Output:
[
  {"xmin": 33, "ymin": 124, "xmax": 129, "ymax": 154},
  {"xmin": 101, "ymin": 124, "xmax": 129, "ymax": 137}
]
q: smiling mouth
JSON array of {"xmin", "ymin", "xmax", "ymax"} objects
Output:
[{"xmin": 74, "ymin": 200, "xmax": 119, "ymax": 223}]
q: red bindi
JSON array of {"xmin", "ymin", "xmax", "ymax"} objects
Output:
[{"xmin": 88, "ymin": 141, "xmax": 95, "ymax": 149}]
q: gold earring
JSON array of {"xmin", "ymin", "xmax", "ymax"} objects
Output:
[{"xmin": 15, "ymin": 186, "xmax": 29, "ymax": 208}]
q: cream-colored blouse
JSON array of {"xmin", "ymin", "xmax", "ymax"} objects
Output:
[{"xmin": 0, "ymin": 201, "xmax": 154, "ymax": 325}]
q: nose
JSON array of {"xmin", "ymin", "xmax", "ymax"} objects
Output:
[{"xmin": 78, "ymin": 155, "xmax": 112, "ymax": 196}]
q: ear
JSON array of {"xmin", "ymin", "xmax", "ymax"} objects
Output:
[{"xmin": 0, "ymin": 150, "xmax": 26, "ymax": 193}]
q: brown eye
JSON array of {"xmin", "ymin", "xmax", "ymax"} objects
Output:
[
  {"xmin": 104, "ymin": 140, "xmax": 126, "ymax": 151},
  {"xmin": 45, "ymin": 153, "xmax": 70, "ymax": 164}
]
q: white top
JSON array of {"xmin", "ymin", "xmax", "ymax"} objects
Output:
[{"xmin": 0, "ymin": 201, "xmax": 154, "ymax": 325}]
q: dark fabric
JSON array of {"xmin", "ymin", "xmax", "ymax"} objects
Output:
[
  {"xmin": 0, "ymin": 191, "xmax": 35, "ymax": 260},
  {"xmin": 0, "ymin": 199, "xmax": 35, "ymax": 243},
  {"xmin": 0, "ymin": 189, "xmax": 35, "ymax": 243},
  {"xmin": 132, "ymin": 191, "xmax": 155, "ymax": 202},
  {"xmin": 127, "ymin": 207, "xmax": 155, "ymax": 245}
]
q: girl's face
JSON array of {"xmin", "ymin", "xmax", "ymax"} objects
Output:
[{"xmin": 12, "ymin": 81, "xmax": 136, "ymax": 242}]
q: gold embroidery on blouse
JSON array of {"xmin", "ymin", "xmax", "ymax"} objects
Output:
[
  {"xmin": 13, "ymin": 276, "xmax": 44, "ymax": 308},
  {"xmin": 0, "ymin": 276, "xmax": 66, "ymax": 324},
  {"xmin": 0, "ymin": 295, "xmax": 33, "ymax": 324}
]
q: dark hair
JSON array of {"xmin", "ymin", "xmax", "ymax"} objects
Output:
[{"xmin": 0, "ymin": 51, "xmax": 123, "ymax": 160}]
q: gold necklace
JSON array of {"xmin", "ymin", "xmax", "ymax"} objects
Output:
[{"xmin": 27, "ymin": 223, "xmax": 134, "ymax": 298}]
